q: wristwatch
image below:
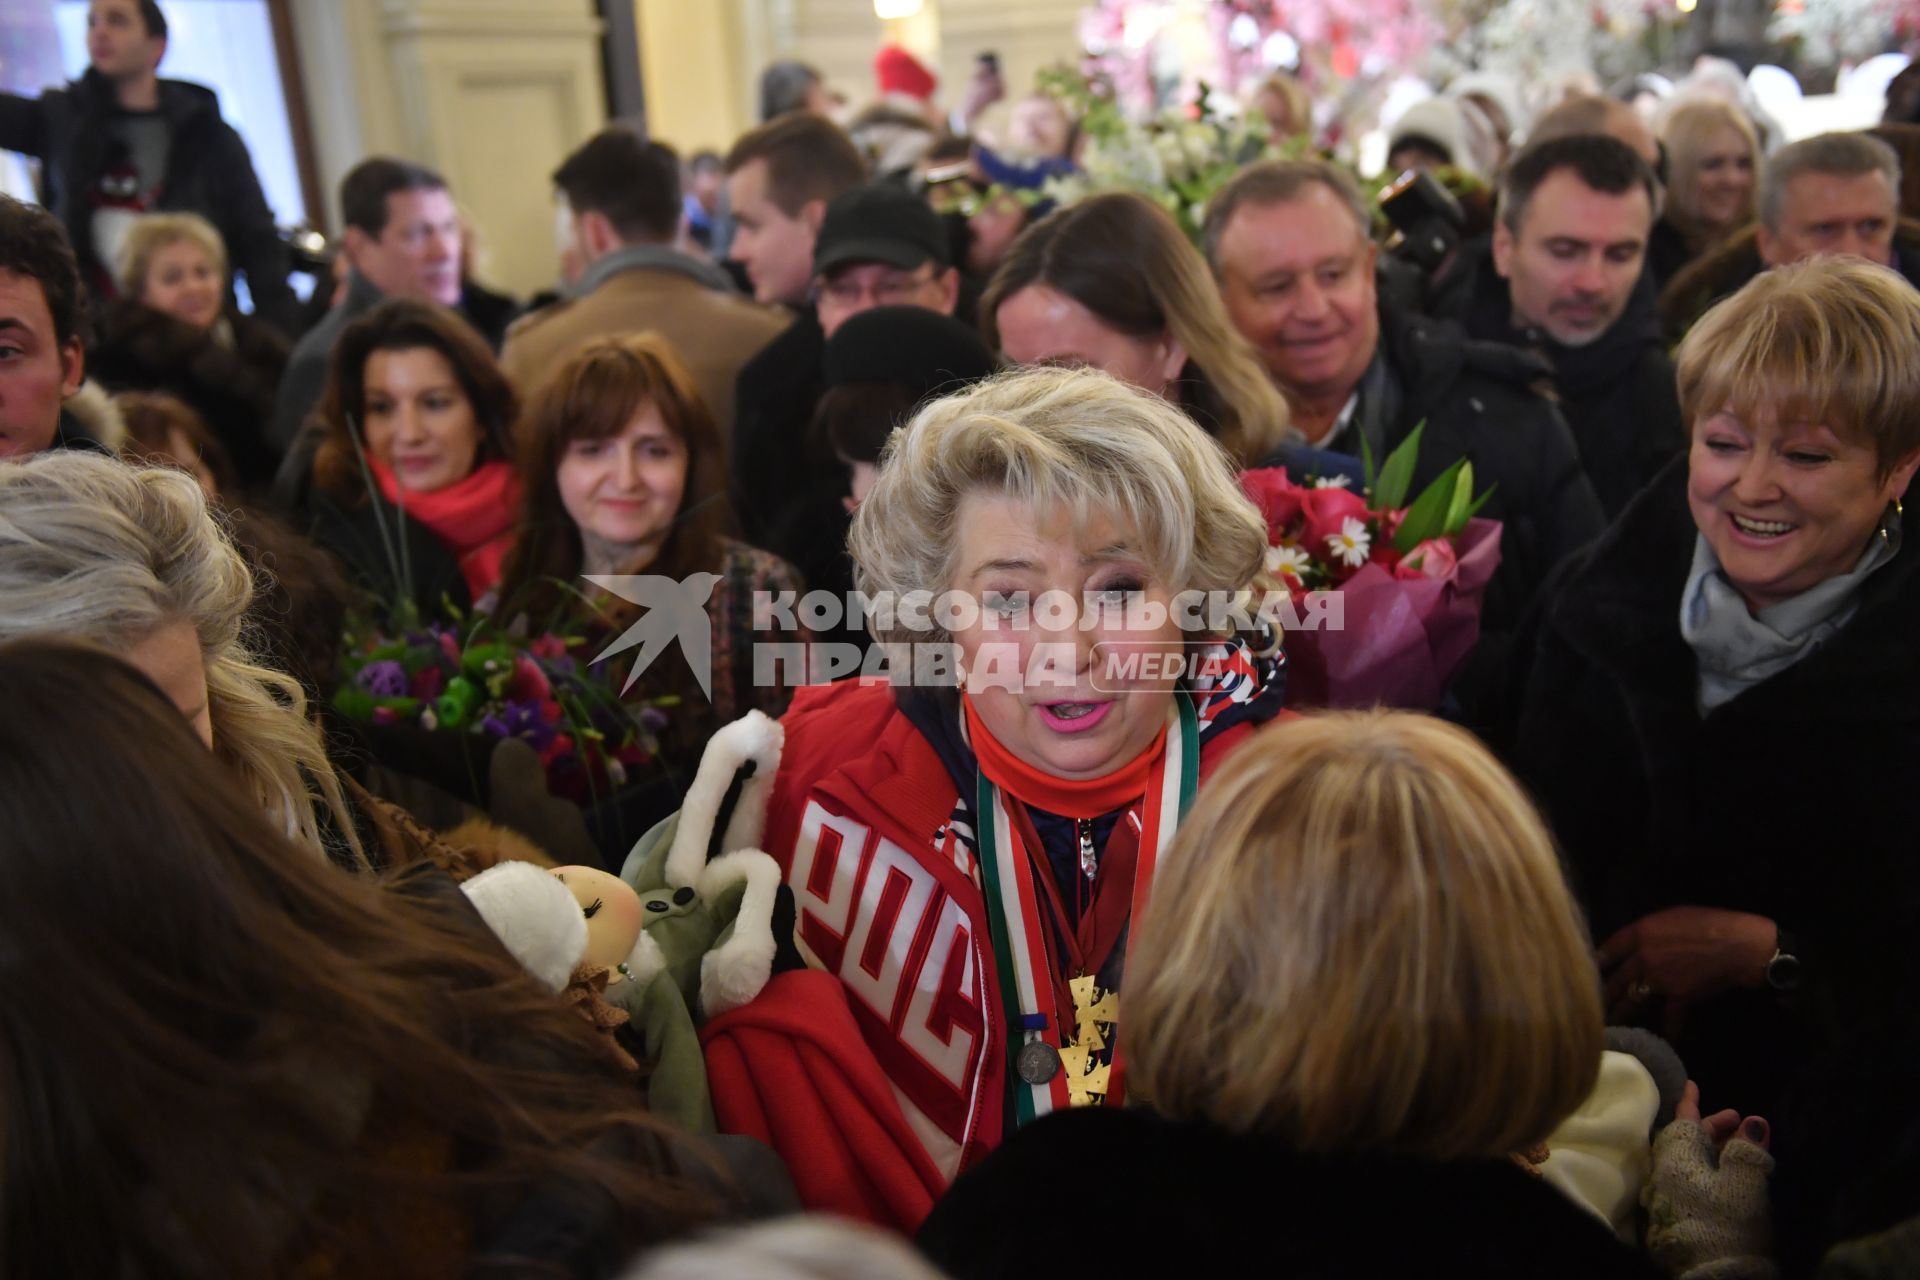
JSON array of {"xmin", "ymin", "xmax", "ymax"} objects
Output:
[{"xmin": 1765, "ymin": 927, "xmax": 1802, "ymax": 992}]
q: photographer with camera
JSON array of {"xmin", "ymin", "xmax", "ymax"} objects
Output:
[
  {"xmin": 1429, "ymin": 136, "xmax": 1683, "ymax": 518},
  {"xmin": 1204, "ymin": 158, "xmax": 1603, "ymax": 668}
]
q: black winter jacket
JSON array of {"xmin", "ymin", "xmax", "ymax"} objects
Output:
[
  {"xmin": 1501, "ymin": 458, "xmax": 1920, "ymax": 1265},
  {"xmin": 729, "ymin": 309, "xmax": 847, "ymax": 608},
  {"xmin": 1288, "ymin": 301, "xmax": 1604, "ymax": 715},
  {"xmin": 920, "ymin": 1107, "xmax": 1662, "ymax": 1278},
  {"xmin": 0, "ymin": 70, "xmax": 294, "ymax": 328},
  {"xmin": 90, "ymin": 300, "xmax": 288, "ymax": 493},
  {"xmin": 1432, "ymin": 239, "xmax": 1685, "ymax": 518}
]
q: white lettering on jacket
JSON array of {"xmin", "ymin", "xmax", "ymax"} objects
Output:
[{"xmin": 790, "ymin": 799, "xmax": 983, "ymax": 1101}]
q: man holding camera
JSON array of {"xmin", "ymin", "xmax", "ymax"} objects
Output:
[
  {"xmin": 1430, "ymin": 135, "xmax": 1683, "ymax": 517},
  {"xmin": 1205, "ymin": 158, "xmax": 1603, "ymax": 658}
]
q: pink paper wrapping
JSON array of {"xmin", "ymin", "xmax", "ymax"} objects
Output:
[{"xmin": 1281, "ymin": 517, "xmax": 1503, "ymax": 710}]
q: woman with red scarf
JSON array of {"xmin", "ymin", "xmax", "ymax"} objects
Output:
[
  {"xmin": 304, "ymin": 299, "xmax": 522, "ymax": 617},
  {"xmin": 696, "ymin": 366, "xmax": 1286, "ymax": 1230}
]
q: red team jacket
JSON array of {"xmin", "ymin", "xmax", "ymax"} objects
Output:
[{"xmin": 701, "ymin": 678, "xmax": 1269, "ymax": 1229}]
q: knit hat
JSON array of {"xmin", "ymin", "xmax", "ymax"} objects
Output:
[
  {"xmin": 814, "ymin": 184, "xmax": 951, "ymax": 276},
  {"xmin": 875, "ymin": 44, "xmax": 937, "ymax": 102},
  {"xmin": 823, "ymin": 306, "xmax": 996, "ymax": 401},
  {"xmin": 1388, "ymin": 96, "xmax": 1480, "ymax": 179},
  {"xmin": 1604, "ymin": 1025, "xmax": 1688, "ymax": 1129}
]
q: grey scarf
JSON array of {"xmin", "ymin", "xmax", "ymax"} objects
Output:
[{"xmin": 1679, "ymin": 513, "xmax": 1900, "ymax": 713}]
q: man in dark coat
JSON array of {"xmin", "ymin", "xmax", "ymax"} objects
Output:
[
  {"xmin": 1205, "ymin": 159, "xmax": 1605, "ymax": 651},
  {"xmin": 738, "ymin": 184, "xmax": 960, "ymax": 614},
  {"xmin": 0, "ymin": 0, "xmax": 294, "ymax": 330},
  {"xmin": 722, "ymin": 114, "xmax": 866, "ymax": 560},
  {"xmin": 1430, "ymin": 135, "xmax": 1684, "ymax": 517}
]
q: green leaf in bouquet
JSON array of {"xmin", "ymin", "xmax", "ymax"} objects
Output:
[
  {"xmin": 1440, "ymin": 461, "xmax": 1475, "ymax": 536},
  {"xmin": 332, "ymin": 686, "xmax": 376, "ymax": 720},
  {"xmin": 1360, "ymin": 430, "xmax": 1378, "ymax": 495},
  {"xmin": 1392, "ymin": 458, "xmax": 1466, "ymax": 553},
  {"xmin": 1439, "ymin": 463, "xmax": 1497, "ymax": 538},
  {"xmin": 1465, "ymin": 485, "xmax": 1495, "ymax": 523},
  {"xmin": 1373, "ymin": 420, "xmax": 1426, "ymax": 513}
]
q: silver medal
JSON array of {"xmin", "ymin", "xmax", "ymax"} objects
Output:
[{"xmin": 1016, "ymin": 1039, "xmax": 1062, "ymax": 1085}]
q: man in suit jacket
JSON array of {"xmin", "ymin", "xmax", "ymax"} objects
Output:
[{"xmin": 500, "ymin": 128, "xmax": 789, "ymax": 437}]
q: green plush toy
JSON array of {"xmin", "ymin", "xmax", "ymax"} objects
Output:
[
  {"xmin": 606, "ymin": 710, "xmax": 786, "ymax": 1134},
  {"xmin": 456, "ymin": 712, "xmax": 786, "ymax": 1136}
]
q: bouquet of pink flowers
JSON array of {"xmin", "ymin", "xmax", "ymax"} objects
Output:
[{"xmin": 1239, "ymin": 425, "xmax": 1503, "ymax": 710}]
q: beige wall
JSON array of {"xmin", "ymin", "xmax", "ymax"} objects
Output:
[
  {"xmin": 635, "ymin": 0, "xmax": 1081, "ymax": 152},
  {"xmin": 291, "ymin": 0, "xmax": 608, "ymax": 298},
  {"xmin": 289, "ymin": 0, "xmax": 1086, "ymax": 288},
  {"xmin": 635, "ymin": 0, "xmax": 750, "ymax": 154}
]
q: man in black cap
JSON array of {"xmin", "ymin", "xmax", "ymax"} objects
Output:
[
  {"xmin": 812, "ymin": 185, "xmax": 959, "ymax": 339},
  {"xmin": 733, "ymin": 183, "xmax": 959, "ymax": 599}
]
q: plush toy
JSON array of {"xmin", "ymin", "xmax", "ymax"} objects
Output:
[
  {"xmin": 457, "ymin": 710, "xmax": 789, "ymax": 1134},
  {"xmin": 615, "ymin": 710, "xmax": 786, "ymax": 1020}
]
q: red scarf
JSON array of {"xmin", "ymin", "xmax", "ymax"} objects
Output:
[
  {"xmin": 962, "ymin": 692, "xmax": 1168, "ymax": 818},
  {"xmin": 368, "ymin": 457, "xmax": 522, "ymax": 600}
]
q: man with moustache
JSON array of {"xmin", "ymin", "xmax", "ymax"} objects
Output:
[{"xmin": 1433, "ymin": 135, "xmax": 1684, "ymax": 516}]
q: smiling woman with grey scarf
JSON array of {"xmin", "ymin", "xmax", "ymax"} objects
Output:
[{"xmin": 1501, "ymin": 256, "xmax": 1920, "ymax": 1270}]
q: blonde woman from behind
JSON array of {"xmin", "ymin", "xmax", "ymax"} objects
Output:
[
  {"xmin": 0, "ymin": 451, "xmax": 361, "ymax": 866},
  {"xmin": 919, "ymin": 710, "xmax": 1662, "ymax": 1278}
]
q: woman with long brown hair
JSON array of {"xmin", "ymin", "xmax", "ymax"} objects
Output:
[
  {"xmin": 980, "ymin": 192, "xmax": 1291, "ymax": 465},
  {"xmin": 306, "ymin": 298, "xmax": 523, "ymax": 616},
  {"xmin": 0, "ymin": 639, "xmax": 724, "ymax": 1277},
  {"xmin": 494, "ymin": 333, "xmax": 805, "ymax": 784}
]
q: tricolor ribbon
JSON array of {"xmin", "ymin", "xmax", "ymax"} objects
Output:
[{"xmin": 970, "ymin": 693, "xmax": 1199, "ymax": 1129}]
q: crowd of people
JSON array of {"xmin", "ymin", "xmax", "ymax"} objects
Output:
[{"xmin": 0, "ymin": 1, "xmax": 1917, "ymax": 1275}]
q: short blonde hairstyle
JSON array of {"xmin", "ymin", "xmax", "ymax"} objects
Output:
[
  {"xmin": 1677, "ymin": 256, "xmax": 1920, "ymax": 477},
  {"xmin": 115, "ymin": 212, "xmax": 227, "ymax": 300},
  {"xmin": 850, "ymin": 365, "xmax": 1266, "ymax": 647},
  {"xmin": 1660, "ymin": 98, "xmax": 1761, "ymax": 235},
  {"xmin": 1126, "ymin": 711, "xmax": 1602, "ymax": 1160},
  {"xmin": 0, "ymin": 453, "xmax": 359, "ymax": 864}
]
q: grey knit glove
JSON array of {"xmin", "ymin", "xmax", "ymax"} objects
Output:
[{"xmin": 1643, "ymin": 1118, "xmax": 1778, "ymax": 1279}]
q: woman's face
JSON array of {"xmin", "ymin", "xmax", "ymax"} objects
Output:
[
  {"xmin": 951, "ymin": 491, "xmax": 1183, "ymax": 781},
  {"xmin": 995, "ymin": 284, "xmax": 1187, "ymax": 400},
  {"xmin": 1009, "ymin": 95, "xmax": 1071, "ymax": 158},
  {"xmin": 124, "ymin": 618, "xmax": 212, "ymax": 750},
  {"xmin": 966, "ymin": 193, "xmax": 1027, "ymax": 276},
  {"xmin": 141, "ymin": 238, "xmax": 223, "ymax": 330},
  {"xmin": 557, "ymin": 402, "xmax": 689, "ymax": 556},
  {"xmin": 1690, "ymin": 126, "xmax": 1756, "ymax": 229},
  {"xmin": 1688, "ymin": 406, "xmax": 1920, "ymax": 612},
  {"xmin": 362, "ymin": 347, "xmax": 481, "ymax": 494}
]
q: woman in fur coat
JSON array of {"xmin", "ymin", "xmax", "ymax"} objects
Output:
[{"xmin": 91, "ymin": 211, "xmax": 288, "ymax": 493}]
